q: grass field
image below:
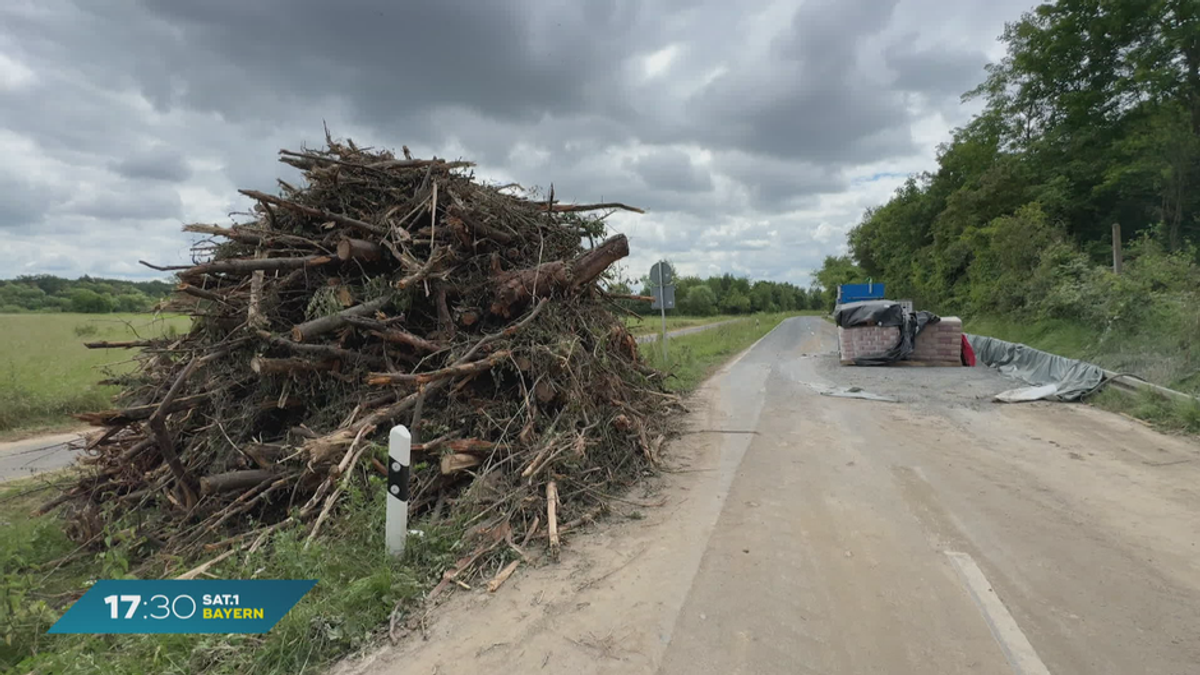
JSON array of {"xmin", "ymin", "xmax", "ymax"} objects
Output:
[
  {"xmin": 622, "ymin": 314, "xmax": 738, "ymax": 336},
  {"xmin": 0, "ymin": 313, "xmax": 190, "ymax": 435}
]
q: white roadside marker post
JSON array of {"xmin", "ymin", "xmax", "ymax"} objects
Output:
[{"xmin": 387, "ymin": 425, "xmax": 411, "ymax": 557}]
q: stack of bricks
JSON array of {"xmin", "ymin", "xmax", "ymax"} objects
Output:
[
  {"xmin": 910, "ymin": 316, "xmax": 963, "ymax": 366},
  {"xmin": 837, "ymin": 316, "xmax": 963, "ymax": 366},
  {"xmin": 837, "ymin": 325, "xmax": 900, "ymax": 364}
]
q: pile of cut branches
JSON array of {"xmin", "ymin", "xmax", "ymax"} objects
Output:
[{"xmin": 57, "ymin": 134, "xmax": 676, "ymax": 578}]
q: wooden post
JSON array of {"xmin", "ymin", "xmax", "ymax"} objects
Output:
[{"xmin": 1112, "ymin": 222, "xmax": 1123, "ymax": 275}]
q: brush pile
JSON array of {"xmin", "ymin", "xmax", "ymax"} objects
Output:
[{"xmin": 60, "ymin": 135, "xmax": 676, "ymax": 574}]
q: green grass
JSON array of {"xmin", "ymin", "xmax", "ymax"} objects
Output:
[
  {"xmin": 1088, "ymin": 387, "xmax": 1200, "ymax": 434},
  {"xmin": 0, "ymin": 313, "xmax": 190, "ymax": 435},
  {"xmin": 963, "ymin": 316, "xmax": 1095, "ymax": 362},
  {"xmin": 2, "ymin": 457, "xmax": 463, "ymax": 675},
  {"xmin": 622, "ymin": 314, "xmax": 740, "ymax": 336},
  {"xmin": 640, "ymin": 312, "xmax": 805, "ymax": 392},
  {"xmin": 965, "ymin": 314, "xmax": 1200, "ymax": 435},
  {"xmin": 0, "ymin": 473, "xmax": 92, "ymax": 667}
]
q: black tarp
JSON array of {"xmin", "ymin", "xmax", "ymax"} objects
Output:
[{"xmin": 833, "ymin": 300, "xmax": 905, "ymax": 328}]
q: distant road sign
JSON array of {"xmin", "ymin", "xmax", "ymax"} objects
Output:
[
  {"xmin": 649, "ymin": 262, "xmax": 674, "ymax": 289},
  {"xmin": 652, "ymin": 285, "xmax": 675, "ymax": 310}
]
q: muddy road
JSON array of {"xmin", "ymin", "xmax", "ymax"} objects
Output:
[{"xmin": 340, "ymin": 316, "xmax": 1200, "ymax": 675}]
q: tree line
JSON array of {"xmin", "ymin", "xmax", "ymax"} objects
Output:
[
  {"xmin": 817, "ymin": 0, "xmax": 1200, "ymax": 350},
  {"xmin": 609, "ymin": 268, "xmax": 823, "ymax": 316},
  {"xmin": 0, "ymin": 275, "xmax": 173, "ymax": 314}
]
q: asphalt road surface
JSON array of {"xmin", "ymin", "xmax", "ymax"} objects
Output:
[
  {"xmin": 341, "ymin": 316, "xmax": 1200, "ymax": 675},
  {"xmin": 0, "ymin": 432, "xmax": 85, "ymax": 482}
]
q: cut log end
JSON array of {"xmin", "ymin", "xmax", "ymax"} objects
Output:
[{"xmin": 337, "ymin": 238, "xmax": 383, "ymax": 262}]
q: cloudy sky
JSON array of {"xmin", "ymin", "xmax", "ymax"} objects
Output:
[{"xmin": 0, "ymin": 0, "xmax": 1033, "ymax": 287}]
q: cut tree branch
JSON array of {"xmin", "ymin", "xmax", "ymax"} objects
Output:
[
  {"xmin": 366, "ymin": 350, "xmax": 510, "ymax": 386},
  {"xmin": 148, "ymin": 358, "xmax": 202, "ymax": 503},
  {"xmin": 256, "ymin": 330, "xmax": 383, "ymax": 367},
  {"xmin": 84, "ymin": 340, "xmax": 159, "ymax": 350},
  {"xmin": 179, "ymin": 255, "xmax": 333, "ymax": 281},
  {"xmin": 200, "ymin": 470, "xmax": 277, "ymax": 495},
  {"xmin": 177, "ymin": 283, "xmax": 230, "ymax": 305},
  {"xmin": 250, "ymin": 356, "xmax": 337, "ymax": 376},
  {"xmin": 544, "ymin": 202, "xmax": 644, "ymax": 214},
  {"xmin": 290, "ymin": 295, "xmax": 392, "ymax": 342},
  {"xmin": 239, "ymin": 189, "xmax": 403, "ymax": 240},
  {"xmin": 75, "ymin": 394, "xmax": 210, "ymax": 426}
]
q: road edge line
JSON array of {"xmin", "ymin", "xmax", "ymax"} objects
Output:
[{"xmin": 945, "ymin": 551, "xmax": 1052, "ymax": 675}]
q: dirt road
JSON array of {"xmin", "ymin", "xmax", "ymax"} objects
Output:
[{"xmin": 339, "ymin": 316, "xmax": 1200, "ymax": 675}]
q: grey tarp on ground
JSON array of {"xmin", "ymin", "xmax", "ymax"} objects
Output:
[{"xmin": 966, "ymin": 334, "xmax": 1106, "ymax": 402}]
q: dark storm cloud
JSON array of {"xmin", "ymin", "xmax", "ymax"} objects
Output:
[
  {"xmin": 0, "ymin": 180, "xmax": 52, "ymax": 229},
  {"xmin": 0, "ymin": 0, "xmax": 1036, "ymax": 284},
  {"xmin": 885, "ymin": 42, "xmax": 990, "ymax": 97},
  {"xmin": 65, "ymin": 189, "xmax": 183, "ymax": 221},
  {"xmin": 112, "ymin": 147, "xmax": 192, "ymax": 182},
  {"xmin": 629, "ymin": 149, "xmax": 712, "ymax": 193},
  {"xmin": 715, "ymin": 152, "xmax": 845, "ymax": 207},
  {"xmin": 91, "ymin": 0, "xmax": 642, "ymax": 126},
  {"xmin": 681, "ymin": 0, "xmax": 915, "ymax": 164}
]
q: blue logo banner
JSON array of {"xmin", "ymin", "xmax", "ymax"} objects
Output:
[{"xmin": 48, "ymin": 580, "xmax": 317, "ymax": 634}]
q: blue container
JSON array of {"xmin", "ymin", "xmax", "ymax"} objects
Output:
[{"xmin": 837, "ymin": 282, "xmax": 885, "ymax": 304}]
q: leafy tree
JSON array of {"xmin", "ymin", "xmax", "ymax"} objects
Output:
[
  {"xmin": 0, "ymin": 274, "xmax": 185, "ymax": 314},
  {"xmin": 813, "ymin": 256, "xmax": 866, "ymax": 308},
  {"xmin": 115, "ymin": 293, "xmax": 151, "ymax": 313},
  {"xmin": 721, "ymin": 289, "xmax": 752, "ymax": 314},
  {"xmin": 69, "ymin": 289, "xmax": 113, "ymax": 313},
  {"xmin": 750, "ymin": 282, "xmax": 776, "ymax": 312},
  {"xmin": 679, "ymin": 284, "xmax": 718, "ymax": 316}
]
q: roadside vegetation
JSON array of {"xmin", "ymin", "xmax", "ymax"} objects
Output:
[
  {"xmin": 0, "ymin": 275, "xmax": 172, "ymax": 314},
  {"xmin": 0, "ymin": 313, "xmax": 190, "ymax": 436},
  {"xmin": 609, "ymin": 270, "xmax": 824, "ymax": 318},
  {"xmin": 814, "ymin": 0, "xmax": 1200, "ymax": 433},
  {"xmin": 640, "ymin": 312, "xmax": 807, "ymax": 393},
  {"xmin": 1, "ymin": 310, "xmax": 800, "ymax": 674},
  {"xmin": 1, "ymin": 467, "xmax": 461, "ymax": 675},
  {"xmin": 623, "ymin": 314, "xmax": 736, "ymax": 335}
]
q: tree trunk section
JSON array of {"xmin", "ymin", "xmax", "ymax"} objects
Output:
[
  {"xmin": 291, "ymin": 295, "xmax": 392, "ymax": 342},
  {"xmin": 337, "ymin": 238, "xmax": 383, "ymax": 262},
  {"xmin": 180, "ymin": 256, "xmax": 333, "ymax": 281},
  {"xmin": 250, "ymin": 356, "xmax": 337, "ymax": 376},
  {"xmin": 200, "ymin": 470, "xmax": 277, "ymax": 495},
  {"xmin": 490, "ymin": 234, "xmax": 628, "ymax": 316}
]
